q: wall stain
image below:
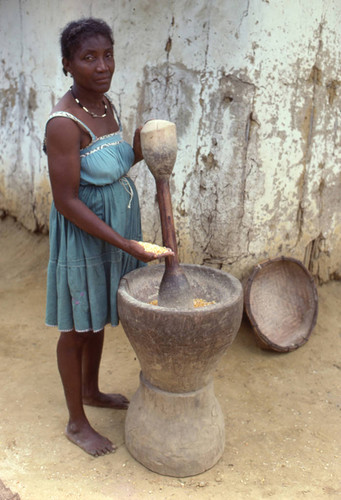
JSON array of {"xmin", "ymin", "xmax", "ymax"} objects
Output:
[
  {"xmin": 28, "ymin": 87, "xmax": 37, "ymax": 114},
  {"xmin": 326, "ymin": 80, "xmax": 339, "ymax": 105},
  {"xmin": 138, "ymin": 62, "xmax": 199, "ymax": 138},
  {"xmin": 304, "ymin": 233, "xmax": 327, "ymax": 283},
  {"xmin": 201, "ymin": 152, "xmax": 218, "ymax": 170},
  {"xmin": 165, "ymin": 37, "xmax": 172, "ymax": 54},
  {"xmin": 0, "ymin": 67, "xmax": 18, "ymax": 126}
]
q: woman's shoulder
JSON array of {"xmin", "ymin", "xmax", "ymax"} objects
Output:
[
  {"xmin": 44, "ymin": 111, "xmax": 86, "ymax": 144},
  {"xmin": 43, "ymin": 94, "xmax": 91, "ymax": 154},
  {"xmin": 43, "ymin": 113, "xmax": 84, "ymax": 155}
]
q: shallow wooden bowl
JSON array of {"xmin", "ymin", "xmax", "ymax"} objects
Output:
[{"xmin": 244, "ymin": 257, "xmax": 318, "ymax": 352}]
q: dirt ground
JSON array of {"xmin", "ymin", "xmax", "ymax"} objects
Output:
[{"xmin": 0, "ymin": 216, "xmax": 340, "ymax": 500}]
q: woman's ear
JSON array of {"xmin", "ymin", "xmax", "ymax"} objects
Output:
[{"xmin": 62, "ymin": 57, "xmax": 71, "ymax": 77}]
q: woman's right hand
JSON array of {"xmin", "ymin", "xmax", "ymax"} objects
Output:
[{"xmin": 128, "ymin": 240, "xmax": 174, "ymax": 263}]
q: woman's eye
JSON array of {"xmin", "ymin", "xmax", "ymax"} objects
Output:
[{"xmin": 85, "ymin": 55, "xmax": 95, "ymax": 61}]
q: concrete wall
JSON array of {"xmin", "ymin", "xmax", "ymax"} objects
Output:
[{"xmin": 1, "ymin": 0, "xmax": 340, "ymax": 282}]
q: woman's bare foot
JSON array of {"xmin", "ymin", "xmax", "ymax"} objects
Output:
[
  {"xmin": 83, "ymin": 391, "xmax": 129, "ymax": 409},
  {"xmin": 65, "ymin": 421, "xmax": 116, "ymax": 457}
]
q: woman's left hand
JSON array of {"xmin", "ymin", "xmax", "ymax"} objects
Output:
[
  {"xmin": 128, "ymin": 240, "xmax": 174, "ymax": 263},
  {"xmin": 133, "ymin": 126, "xmax": 143, "ymax": 164}
]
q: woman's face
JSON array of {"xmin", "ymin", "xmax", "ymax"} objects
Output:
[{"xmin": 64, "ymin": 34, "xmax": 115, "ymax": 93}]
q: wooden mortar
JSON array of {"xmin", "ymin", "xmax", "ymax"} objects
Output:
[{"xmin": 141, "ymin": 119, "xmax": 193, "ymax": 308}]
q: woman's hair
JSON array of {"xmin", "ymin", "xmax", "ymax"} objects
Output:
[{"xmin": 60, "ymin": 17, "xmax": 114, "ymax": 75}]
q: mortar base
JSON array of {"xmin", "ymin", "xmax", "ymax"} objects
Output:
[{"xmin": 125, "ymin": 372, "xmax": 225, "ymax": 477}]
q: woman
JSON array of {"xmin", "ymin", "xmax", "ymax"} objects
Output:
[{"xmin": 44, "ymin": 18, "xmax": 172, "ymax": 457}]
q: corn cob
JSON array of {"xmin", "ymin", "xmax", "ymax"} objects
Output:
[{"xmin": 138, "ymin": 241, "xmax": 172, "ymax": 255}]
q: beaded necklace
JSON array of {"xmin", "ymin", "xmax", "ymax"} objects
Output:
[{"xmin": 70, "ymin": 86, "xmax": 108, "ymax": 118}]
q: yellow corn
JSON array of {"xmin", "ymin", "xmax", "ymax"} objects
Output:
[
  {"xmin": 138, "ymin": 241, "xmax": 172, "ymax": 255},
  {"xmin": 149, "ymin": 298, "xmax": 216, "ymax": 308},
  {"xmin": 193, "ymin": 298, "xmax": 216, "ymax": 308}
]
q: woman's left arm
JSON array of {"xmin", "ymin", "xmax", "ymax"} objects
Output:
[{"xmin": 132, "ymin": 126, "xmax": 143, "ymax": 165}]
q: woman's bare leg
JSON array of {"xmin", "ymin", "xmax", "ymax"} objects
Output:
[
  {"xmin": 56, "ymin": 331, "xmax": 115, "ymax": 456},
  {"xmin": 81, "ymin": 329, "xmax": 129, "ymax": 409}
]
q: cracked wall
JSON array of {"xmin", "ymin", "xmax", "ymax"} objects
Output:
[{"xmin": 0, "ymin": 0, "xmax": 340, "ymax": 282}]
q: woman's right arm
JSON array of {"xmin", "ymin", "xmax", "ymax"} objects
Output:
[{"xmin": 45, "ymin": 117, "xmax": 171, "ymax": 262}]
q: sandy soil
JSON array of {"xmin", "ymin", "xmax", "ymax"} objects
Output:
[{"xmin": 0, "ymin": 216, "xmax": 340, "ymax": 500}]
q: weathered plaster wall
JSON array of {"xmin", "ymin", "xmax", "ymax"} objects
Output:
[{"xmin": 1, "ymin": 0, "xmax": 340, "ymax": 282}]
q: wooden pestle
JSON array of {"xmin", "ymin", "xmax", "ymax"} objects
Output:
[{"xmin": 141, "ymin": 120, "xmax": 193, "ymax": 308}]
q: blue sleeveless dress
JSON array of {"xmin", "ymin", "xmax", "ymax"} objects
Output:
[{"xmin": 45, "ymin": 110, "xmax": 145, "ymax": 333}]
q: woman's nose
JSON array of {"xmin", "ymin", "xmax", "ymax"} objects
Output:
[{"xmin": 96, "ymin": 57, "xmax": 109, "ymax": 71}]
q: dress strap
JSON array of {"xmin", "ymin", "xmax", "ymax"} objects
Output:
[
  {"xmin": 105, "ymin": 94, "xmax": 122, "ymax": 131},
  {"xmin": 46, "ymin": 112, "xmax": 97, "ymax": 140},
  {"xmin": 112, "ymin": 104, "xmax": 122, "ymax": 131}
]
